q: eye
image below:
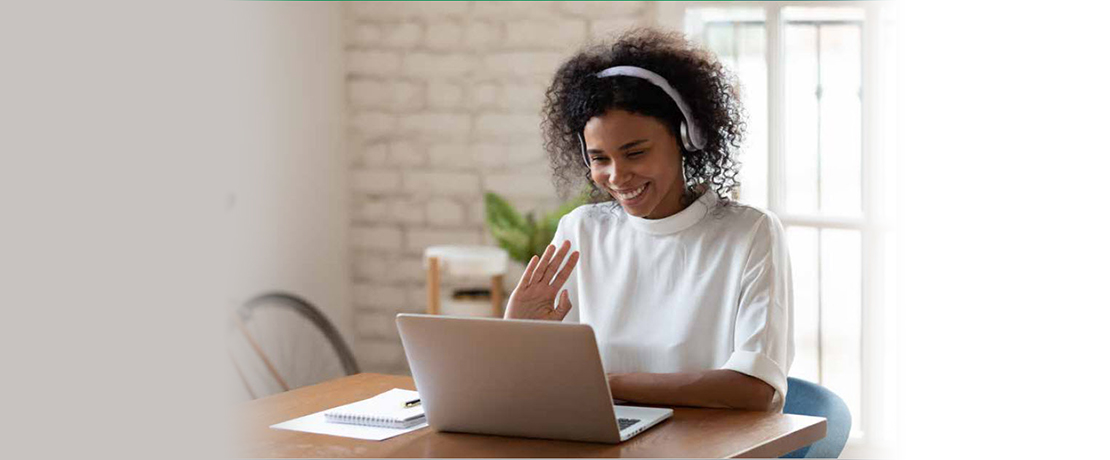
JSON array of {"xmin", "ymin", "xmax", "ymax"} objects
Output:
[
  {"xmin": 590, "ymin": 155, "xmax": 609, "ymax": 164},
  {"xmin": 627, "ymin": 150, "xmax": 646, "ymax": 158}
]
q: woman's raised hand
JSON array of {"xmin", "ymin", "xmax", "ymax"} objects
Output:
[{"xmin": 503, "ymin": 240, "xmax": 580, "ymax": 321}]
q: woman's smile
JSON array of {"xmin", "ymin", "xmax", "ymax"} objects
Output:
[{"xmin": 612, "ymin": 182, "xmax": 649, "ymax": 202}]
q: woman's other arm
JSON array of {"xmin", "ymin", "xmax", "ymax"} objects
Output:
[
  {"xmin": 607, "ymin": 370, "xmax": 776, "ymax": 411},
  {"xmin": 606, "ymin": 212, "xmax": 793, "ymax": 412}
]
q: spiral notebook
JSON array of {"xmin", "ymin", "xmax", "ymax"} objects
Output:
[{"xmin": 323, "ymin": 388, "xmax": 426, "ymax": 429}]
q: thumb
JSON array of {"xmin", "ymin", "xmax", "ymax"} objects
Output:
[{"xmin": 553, "ymin": 290, "xmax": 573, "ymax": 320}]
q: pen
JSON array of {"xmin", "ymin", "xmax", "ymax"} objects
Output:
[{"xmin": 403, "ymin": 398, "xmax": 421, "ymax": 408}]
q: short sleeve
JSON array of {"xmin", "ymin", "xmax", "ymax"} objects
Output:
[
  {"xmin": 549, "ymin": 214, "xmax": 580, "ymax": 324},
  {"xmin": 719, "ymin": 212, "xmax": 794, "ymax": 411}
]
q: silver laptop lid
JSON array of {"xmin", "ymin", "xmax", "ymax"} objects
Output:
[{"xmin": 396, "ymin": 314, "xmax": 623, "ymax": 443}]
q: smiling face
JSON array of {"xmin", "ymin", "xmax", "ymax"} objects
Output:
[{"xmin": 583, "ymin": 109, "xmax": 687, "ymax": 219}]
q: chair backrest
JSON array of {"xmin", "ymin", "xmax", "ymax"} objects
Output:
[
  {"xmin": 782, "ymin": 377, "xmax": 852, "ymax": 458},
  {"xmin": 227, "ymin": 292, "xmax": 360, "ymax": 399}
]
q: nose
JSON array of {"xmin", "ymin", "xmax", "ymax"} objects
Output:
[{"xmin": 607, "ymin": 158, "xmax": 633, "ymax": 188}]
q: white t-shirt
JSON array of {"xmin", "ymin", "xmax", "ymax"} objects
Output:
[{"xmin": 553, "ymin": 190, "xmax": 794, "ymax": 411}]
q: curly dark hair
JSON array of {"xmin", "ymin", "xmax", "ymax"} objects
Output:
[{"xmin": 541, "ymin": 27, "xmax": 746, "ymax": 203}]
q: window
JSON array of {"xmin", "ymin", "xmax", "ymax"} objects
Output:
[{"xmin": 664, "ymin": 2, "xmax": 898, "ymax": 455}]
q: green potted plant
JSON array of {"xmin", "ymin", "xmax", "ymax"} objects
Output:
[{"xmin": 484, "ymin": 192, "xmax": 588, "ymax": 264}]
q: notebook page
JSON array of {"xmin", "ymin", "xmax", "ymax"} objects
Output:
[
  {"xmin": 270, "ymin": 388, "xmax": 428, "ymax": 442},
  {"xmin": 325, "ymin": 388, "xmax": 424, "ymax": 422}
]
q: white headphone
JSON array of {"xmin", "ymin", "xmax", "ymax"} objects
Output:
[{"xmin": 578, "ymin": 66, "xmax": 707, "ymax": 167}]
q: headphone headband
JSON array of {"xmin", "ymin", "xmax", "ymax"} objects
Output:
[{"xmin": 579, "ymin": 66, "xmax": 706, "ymax": 167}]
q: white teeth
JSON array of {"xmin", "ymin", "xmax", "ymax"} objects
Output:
[{"xmin": 614, "ymin": 184, "xmax": 647, "ymax": 201}]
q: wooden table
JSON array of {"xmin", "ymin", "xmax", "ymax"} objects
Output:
[{"xmin": 240, "ymin": 373, "xmax": 826, "ymax": 458}]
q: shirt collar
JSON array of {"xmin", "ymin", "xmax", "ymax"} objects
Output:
[{"xmin": 625, "ymin": 187, "xmax": 716, "ymax": 235}]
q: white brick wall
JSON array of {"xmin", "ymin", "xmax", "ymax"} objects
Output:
[
  {"xmin": 402, "ymin": 53, "xmax": 475, "ymax": 80},
  {"xmin": 344, "ymin": 1, "xmax": 654, "ymax": 374},
  {"xmin": 387, "ymin": 141, "xmax": 428, "ymax": 166},
  {"xmin": 402, "ymin": 171, "xmax": 481, "ymax": 196},
  {"xmin": 504, "ymin": 19, "xmax": 588, "ymax": 50},
  {"xmin": 426, "ymin": 198, "xmax": 466, "ymax": 226},
  {"xmin": 354, "ymin": 252, "xmax": 427, "ymax": 284},
  {"xmin": 425, "ymin": 21, "xmax": 466, "ymax": 51},
  {"xmin": 427, "ymin": 82, "xmax": 464, "ymax": 109},
  {"xmin": 471, "ymin": 1, "xmax": 560, "ymax": 20},
  {"xmin": 560, "ymin": 1, "xmax": 645, "ymax": 18},
  {"xmin": 347, "ymin": 51, "xmax": 402, "ymax": 77},
  {"xmin": 485, "ymin": 172, "xmax": 558, "ymax": 198},
  {"xmin": 351, "ymin": 112, "xmax": 399, "ymax": 140},
  {"xmin": 358, "ymin": 143, "xmax": 389, "ymax": 167},
  {"xmin": 350, "ymin": 2, "xmax": 470, "ymax": 21},
  {"xmin": 350, "ymin": 80, "xmax": 425, "ymax": 112},
  {"xmin": 479, "ymin": 52, "xmax": 565, "ymax": 80},
  {"xmin": 354, "ymin": 283, "xmax": 407, "ymax": 310},
  {"xmin": 473, "ymin": 113, "xmax": 541, "ymax": 141},
  {"xmin": 498, "ymin": 82, "xmax": 546, "ymax": 112},
  {"xmin": 353, "ymin": 226, "xmax": 404, "ymax": 251},
  {"xmin": 469, "ymin": 82, "xmax": 498, "ymax": 108},
  {"xmin": 397, "ymin": 113, "xmax": 471, "ymax": 140},
  {"xmin": 426, "ymin": 143, "xmax": 476, "ymax": 169},
  {"xmin": 352, "ymin": 170, "xmax": 401, "ymax": 194},
  {"xmin": 350, "ymin": 24, "xmax": 385, "ymax": 46},
  {"xmin": 469, "ymin": 141, "xmax": 545, "ymax": 169},
  {"xmin": 381, "ymin": 22, "xmax": 424, "ymax": 49}
]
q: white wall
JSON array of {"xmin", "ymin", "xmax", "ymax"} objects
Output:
[
  {"xmin": 224, "ymin": 2, "xmax": 351, "ymax": 340},
  {"xmin": 1, "ymin": 2, "xmax": 352, "ymax": 455}
]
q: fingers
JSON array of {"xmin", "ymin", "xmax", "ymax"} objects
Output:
[
  {"xmin": 540, "ymin": 240, "xmax": 572, "ymax": 285},
  {"xmin": 551, "ymin": 250, "xmax": 579, "ymax": 290},
  {"xmin": 517, "ymin": 255, "xmax": 539, "ymax": 288},
  {"xmin": 553, "ymin": 290, "xmax": 573, "ymax": 320},
  {"xmin": 529, "ymin": 243, "xmax": 557, "ymax": 285}
]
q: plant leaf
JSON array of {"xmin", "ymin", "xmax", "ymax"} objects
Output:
[
  {"xmin": 485, "ymin": 192, "xmax": 527, "ymax": 232},
  {"xmin": 484, "ymin": 191, "xmax": 590, "ymax": 264},
  {"xmin": 485, "ymin": 192, "xmax": 539, "ymax": 263},
  {"xmin": 489, "ymin": 226, "xmax": 533, "ymax": 263}
]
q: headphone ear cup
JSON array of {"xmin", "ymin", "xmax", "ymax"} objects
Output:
[
  {"xmin": 679, "ymin": 121, "xmax": 698, "ymax": 152},
  {"xmin": 577, "ymin": 132, "xmax": 590, "ymax": 168}
]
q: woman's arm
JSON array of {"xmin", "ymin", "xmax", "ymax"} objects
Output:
[{"xmin": 608, "ymin": 369, "xmax": 776, "ymax": 411}]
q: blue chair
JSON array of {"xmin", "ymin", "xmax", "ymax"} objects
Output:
[{"xmin": 781, "ymin": 377, "xmax": 852, "ymax": 458}]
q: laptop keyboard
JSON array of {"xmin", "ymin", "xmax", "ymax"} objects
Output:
[{"xmin": 617, "ymin": 418, "xmax": 641, "ymax": 431}]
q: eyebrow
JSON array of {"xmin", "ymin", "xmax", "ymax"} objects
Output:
[{"xmin": 586, "ymin": 139, "xmax": 649, "ymax": 155}]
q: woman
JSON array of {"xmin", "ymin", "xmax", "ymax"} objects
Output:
[{"xmin": 504, "ymin": 29, "xmax": 794, "ymax": 412}]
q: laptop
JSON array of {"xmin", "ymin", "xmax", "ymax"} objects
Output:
[{"xmin": 395, "ymin": 314, "xmax": 673, "ymax": 444}]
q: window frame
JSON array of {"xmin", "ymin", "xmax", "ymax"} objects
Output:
[{"xmin": 657, "ymin": 2, "xmax": 897, "ymax": 457}]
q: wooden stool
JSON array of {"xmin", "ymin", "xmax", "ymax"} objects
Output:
[{"xmin": 423, "ymin": 245, "xmax": 508, "ymax": 317}]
